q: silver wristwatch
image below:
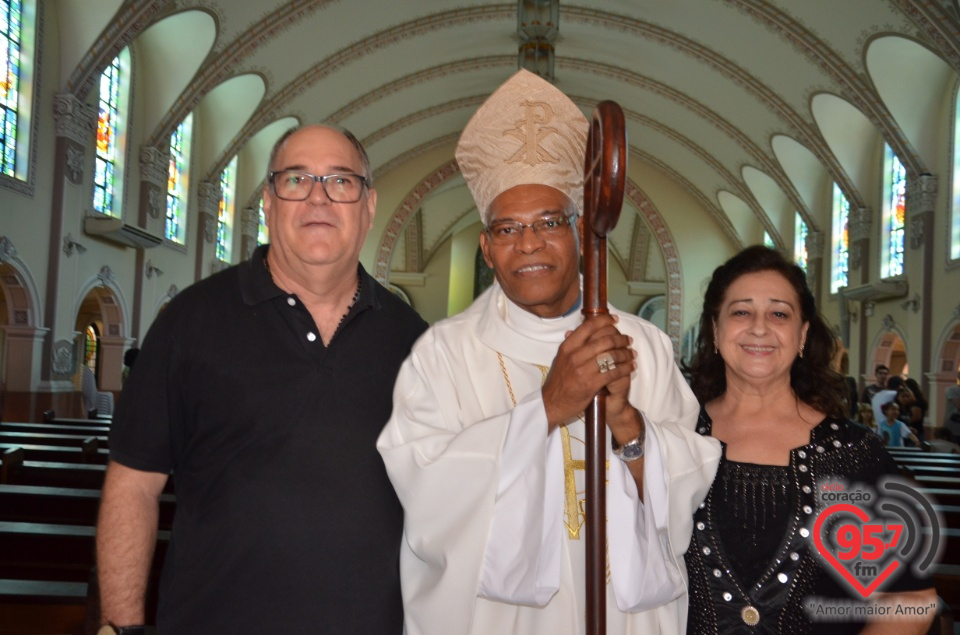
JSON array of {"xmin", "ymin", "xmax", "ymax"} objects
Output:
[{"xmin": 611, "ymin": 432, "xmax": 645, "ymax": 462}]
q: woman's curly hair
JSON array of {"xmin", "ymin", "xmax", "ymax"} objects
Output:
[{"xmin": 682, "ymin": 245, "xmax": 847, "ymax": 419}]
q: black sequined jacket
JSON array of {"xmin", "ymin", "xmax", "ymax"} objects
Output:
[{"xmin": 685, "ymin": 409, "xmax": 931, "ymax": 634}]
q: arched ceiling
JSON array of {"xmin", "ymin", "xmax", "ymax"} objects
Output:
[{"xmin": 59, "ymin": 0, "xmax": 960, "ymax": 276}]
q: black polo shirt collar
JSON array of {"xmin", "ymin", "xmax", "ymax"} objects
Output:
[{"xmin": 239, "ymin": 243, "xmax": 380, "ymax": 318}]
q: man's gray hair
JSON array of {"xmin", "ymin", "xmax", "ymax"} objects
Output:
[{"xmin": 267, "ymin": 124, "xmax": 373, "ymax": 185}]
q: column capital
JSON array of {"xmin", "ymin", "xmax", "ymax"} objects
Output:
[
  {"xmin": 139, "ymin": 145, "xmax": 169, "ymax": 187},
  {"xmin": 53, "ymin": 92, "xmax": 98, "ymax": 145}
]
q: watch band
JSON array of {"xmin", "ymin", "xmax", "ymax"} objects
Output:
[{"xmin": 611, "ymin": 430, "xmax": 645, "ymax": 462}]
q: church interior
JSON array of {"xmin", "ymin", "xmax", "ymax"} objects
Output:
[
  {"xmin": 2, "ymin": 0, "xmax": 960, "ymax": 632},
  {"xmin": 2, "ymin": 1, "xmax": 960, "ymax": 426}
]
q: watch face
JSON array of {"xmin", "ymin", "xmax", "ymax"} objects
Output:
[{"xmin": 620, "ymin": 442, "xmax": 644, "ymax": 461}]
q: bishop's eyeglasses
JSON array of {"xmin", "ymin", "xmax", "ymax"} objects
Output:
[
  {"xmin": 484, "ymin": 215, "xmax": 574, "ymax": 245},
  {"xmin": 269, "ymin": 170, "xmax": 369, "ymax": 203}
]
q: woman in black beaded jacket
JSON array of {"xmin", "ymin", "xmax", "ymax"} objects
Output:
[{"xmin": 682, "ymin": 246, "xmax": 936, "ymax": 634}]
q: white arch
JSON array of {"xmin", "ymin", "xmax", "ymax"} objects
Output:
[
  {"xmin": 73, "ymin": 267, "xmax": 131, "ymax": 338},
  {"xmin": 0, "ymin": 236, "xmax": 43, "ymax": 328}
]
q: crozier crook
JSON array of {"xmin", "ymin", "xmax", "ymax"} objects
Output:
[{"xmin": 581, "ymin": 100, "xmax": 626, "ymax": 635}]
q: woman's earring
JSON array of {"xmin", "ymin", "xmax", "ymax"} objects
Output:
[
  {"xmin": 714, "ymin": 340, "xmax": 719, "ymax": 355},
  {"xmin": 799, "ymin": 345, "xmax": 804, "ymax": 359}
]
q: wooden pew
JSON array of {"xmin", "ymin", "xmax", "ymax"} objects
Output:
[
  {"xmin": 0, "ymin": 484, "xmax": 176, "ymax": 530},
  {"xmin": 0, "ymin": 579, "xmax": 88, "ymax": 635},
  {"xmin": 891, "ymin": 447, "xmax": 960, "ymax": 617},
  {"xmin": 0, "ymin": 431, "xmax": 106, "ymax": 449},
  {"xmin": 43, "ymin": 413, "xmax": 111, "ymax": 426},
  {"xmin": 11, "ymin": 461, "xmax": 106, "ymax": 489},
  {"xmin": 915, "ymin": 475, "xmax": 960, "ymax": 489},
  {"xmin": 4, "ymin": 459, "xmax": 175, "ymax": 495},
  {"xmin": 0, "ymin": 522, "xmax": 166, "ymax": 631},
  {"xmin": 0, "ymin": 521, "xmax": 169, "ymax": 583},
  {"xmin": 0, "ymin": 421, "xmax": 111, "ymax": 437},
  {"xmin": 0, "ymin": 448, "xmax": 23, "ymax": 484},
  {"xmin": 900, "ymin": 462, "xmax": 960, "ymax": 476},
  {"xmin": 0, "ymin": 443, "xmax": 108, "ymax": 464}
]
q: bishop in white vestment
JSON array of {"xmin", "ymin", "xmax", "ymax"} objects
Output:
[{"xmin": 377, "ymin": 69, "xmax": 721, "ymax": 635}]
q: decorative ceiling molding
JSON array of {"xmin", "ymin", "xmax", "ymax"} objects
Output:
[
  {"xmin": 149, "ymin": 0, "xmax": 336, "ymax": 143},
  {"xmin": 898, "ymin": 0, "xmax": 960, "ymax": 75},
  {"xmin": 375, "ymin": 159, "xmax": 461, "ymax": 281},
  {"xmin": 628, "ymin": 220, "xmax": 652, "ymax": 283},
  {"xmin": 564, "ymin": 6, "xmax": 862, "ymax": 209},
  {"xmin": 373, "ymin": 131, "xmax": 460, "ymax": 181},
  {"xmin": 630, "ymin": 149, "xmax": 743, "ymax": 251},
  {"xmin": 204, "ymin": 8, "xmax": 515, "ymax": 152},
  {"xmin": 358, "ymin": 95, "xmax": 487, "ymax": 146},
  {"xmin": 67, "ymin": 0, "xmax": 168, "ymax": 98},
  {"xmin": 624, "ymin": 181, "xmax": 683, "ymax": 353},
  {"xmin": 568, "ymin": 64, "xmax": 815, "ymax": 229},
  {"xmin": 728, "ymin": 0, "xmax": 926, "ymax": 176}
]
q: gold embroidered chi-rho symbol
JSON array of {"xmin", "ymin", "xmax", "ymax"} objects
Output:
[{"xmin": 503, "ymin": 100, "xmax": 561, "ymax": 166}]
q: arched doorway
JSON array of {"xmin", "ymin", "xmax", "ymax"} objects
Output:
[
  {"xmin": 931, "ymin": 321, "xmax": 960, "ymax": 428},
  {"xmin": 72, "ymin": 269, "xmax": 129, "ymax": 399}
]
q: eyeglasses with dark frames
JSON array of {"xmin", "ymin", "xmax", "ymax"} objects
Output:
[
  {"xmin": 269, "ymin": 170, "xmax": 369, "ymax": 203},
  {"xmin": 484, "ymin": 215, "xmax": 574, "ymax": 245}
]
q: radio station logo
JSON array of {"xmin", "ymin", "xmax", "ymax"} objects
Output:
[
  {"xmin": 805, "ymin": 476, "xmax": 942, "ymax": 621},
  {"xmin": 812, "ymin": 477, "xmax": 941, "ymax": 596}
]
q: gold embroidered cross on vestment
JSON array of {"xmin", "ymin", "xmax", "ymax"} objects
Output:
[{"xmin": 496, "ymin": 351, "xmax": 608, "ymax": 541}]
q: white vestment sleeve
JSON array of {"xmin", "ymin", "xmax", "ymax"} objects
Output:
[
  {"xmin": 607, "ymin": 420, "xmax": 686, "ymax": 611},
  {"xmin": 479, "ymin": 391, "xmax": 562, "ymax": 605}
]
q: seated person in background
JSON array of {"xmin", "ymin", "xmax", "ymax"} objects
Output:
[
  {"xmin": 904, "ymin": 377, "xmax": 929, "ymax": 423},
  {"xmin": 121, "ymin": 347, "xmax": 139, "ymax": 386},
  {"xmin": 944, "ymin": 371, "xmax": 960, "ymax": 440},
  {"xmin": 870, "ymin": 374, "xmax": 903, "ymax": 429},
  {"xmin": 683, "ymin": 245, "xmax": 935, "ymax": 634},
  {"xmin": 896, "ymin": 383, "xmax": 925, "ymax": 442},
  {"xmin": 861, "ymin": 363, "xmax": 889, "ymax": 405},
  {"xmin": 854, "ymin": 402, "xmax": 877, "ymax": 434},
  {"xmin": 878, "ymin": 401, "xmax": 920, "ymax": 448}
]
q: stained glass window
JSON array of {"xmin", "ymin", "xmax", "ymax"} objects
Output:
[
  {"xmin": 881, "ymin": 144, "xmax": 905, "ymax": 277},
  {"xmin": 84, "ymin": 324, "xmax": 98, "ymax": 372},
  {"xmin": 763, "ymin": 232, "xmax": 774, "ymax": 248},
  {"xmin": 166, "ymin": 113, "xmax": 193, "ymax": 243},
  {"xmin": 93, "ymin": 50, "xmax": 129, "ymax": 217},
  {"xmin": 952, "ymin": 87, "xmax": 960, "ymax": 261},
  {"xmin": 217, "ymin": 155, "xmax": 237, "ymax": 262},
  {"xmin": 1, "ymin": 0, "xmax": 22, "ymax": 177},
  {"xmin": 831, "ymin": 183, "xmax": 849, "ymax": 293},
  {"xmin": 257, "ymin": 197, "xmax": 269, "ymax": 245},
  {"xmin": 794, "ymin": 213, "xmax": 808, "ymax": 272}
]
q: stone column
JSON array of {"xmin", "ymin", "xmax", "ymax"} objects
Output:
[
  {"xmin": 805, "ymin": 229, "xmax": 824, "ymax": 302},
  {"xmin": 927, "ymin": 371, "xmax": 957, "ymax": 431},
  {"xmin": 239, "ymin": 206, "xmax": 260, "ymax": 262},
  {"xmin": 848, "ymin": 206, "xmax": 872, "ymax": 283},
  {"xmin": 138, "ymin": 146, "xmax": 170, "ymax": 233},
  {"xmin": 43, "ymin": 94, "xmax": 98, "ymax": 380},
  {"xmin": 908, "ymin": 174, "xmax": 937, "ymax": 399},
  {"xmin": 196, "ymin": 180, "xmax": 223, "ymax": 278}
]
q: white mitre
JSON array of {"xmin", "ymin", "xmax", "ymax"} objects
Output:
[{"xmin": 455, "ymin": 69, "xmax": 589, "ymax": 224}]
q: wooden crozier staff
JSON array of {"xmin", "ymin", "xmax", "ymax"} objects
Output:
[{"xmin": 582, "ymin": 100, "xmax": 627, "ymax": 635}]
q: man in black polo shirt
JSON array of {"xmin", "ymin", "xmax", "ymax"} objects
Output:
[{"xmin": 96, "ymin": 125, "xmax": 427, "ymax": 634}]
